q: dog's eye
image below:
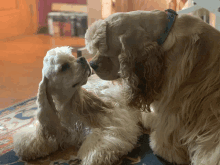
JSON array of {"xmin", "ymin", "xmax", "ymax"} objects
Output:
[{"xmin": 61, "ymin": 63, "xmax": 70, "ymax": 72}]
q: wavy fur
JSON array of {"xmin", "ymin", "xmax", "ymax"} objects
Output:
[{"xmin": 86, "ymin": 10, "xmax": 220, "ymax": 165}]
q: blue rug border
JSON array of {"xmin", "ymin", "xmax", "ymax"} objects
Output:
[{"xmin": 0, "ymin": 96, "xmax": 37, "ymax": 116}]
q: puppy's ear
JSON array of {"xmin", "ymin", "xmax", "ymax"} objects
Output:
[
  {"xmin": 36, "ymin": 76, "xmax": 67, "ymax": 141},
  {"xmin": 119, "ymin": 29, "xmax": 165, "ymax": 111},
  {"xmin": 85, "ymin": 19, "xmax": 108, "ymax": 54}
]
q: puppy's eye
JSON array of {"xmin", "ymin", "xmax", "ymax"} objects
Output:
[{"xmin": 61, "ymin": 63, "xmax": 70, "ymax": 72}]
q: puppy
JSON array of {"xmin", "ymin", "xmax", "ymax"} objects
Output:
[{"xmin": 13, "ymin": 46, "xmax": 141, "ymax": 165}]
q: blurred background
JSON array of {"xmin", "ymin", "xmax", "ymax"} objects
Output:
[{"xmin": 0, "ymin": 0, "xmax": 218, "ymax": 109}]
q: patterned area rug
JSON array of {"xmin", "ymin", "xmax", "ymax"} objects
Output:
[
  {"xmin": 0, "ymin": 97, "xmax": 38, "ymax": 156},
  {"xmin": 0, "ymin": 75, "xmax": 174, "ymax": 165}
]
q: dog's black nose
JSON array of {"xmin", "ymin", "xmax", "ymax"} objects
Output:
[
  {"xmin": 89, "ymin": 61, "xmax": 99, "ymax": 71},
  {"xmin": 77, "ymin": 57, "xmax": 86, "ymax": 64}
]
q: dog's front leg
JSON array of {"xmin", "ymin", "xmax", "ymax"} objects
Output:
[
  {"xmin": 149, "ymin": 130, "xmax": 190, "ymax": 164},
  {"xmin": 13, "ymin": 124, "xmax": 59, "ymax": 160},
  {"xmin": 77, "ymin": 128, "xmax": 136, "ymax": 165}
]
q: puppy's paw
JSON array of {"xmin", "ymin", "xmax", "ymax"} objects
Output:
[{"xmin": 13, "ymin": 127, "xmax": 58, "ymax": 160}]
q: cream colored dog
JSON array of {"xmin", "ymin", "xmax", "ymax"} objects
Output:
[
  {"xmin": 13, "ymin": 46, "xmax": 142, "ymax": 165},
  {"xmin": 86, "ymin": 10, "xmax": 220, "ymax": 165}
]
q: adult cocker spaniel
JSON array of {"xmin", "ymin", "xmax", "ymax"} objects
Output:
[
  {"xmin": 85, "ymin": 10, "xmax": 220, "ymax": 165},
  {"xmin": 13, "ymin": 47, "xmax": 142, "ymax": 165}
]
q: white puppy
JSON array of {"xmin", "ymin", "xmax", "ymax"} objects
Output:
[{"xmin": 13, "ymin": 46, "xmax": 142, "ymax": 165}]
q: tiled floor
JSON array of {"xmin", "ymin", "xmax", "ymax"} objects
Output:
[{"xmin": 0, "ymin": 35, "xmax": 86, "ymax": 109}]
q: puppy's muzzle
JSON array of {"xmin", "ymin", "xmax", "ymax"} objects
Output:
[
  {"xmin": 77, "ymin": 57, "xmax": 92, "ymax": 76},
  {"xmin": 89, "ymin": 61, "xmax": 99, "ymax": 71}
]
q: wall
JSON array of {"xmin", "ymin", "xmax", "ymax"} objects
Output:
[
  {"xmin": 38, "ymin": 0, "xmax": 87, "ymax": 28},
  {"xmin": 0, "ymin": 0, "xmax": 38, "ymax": 39},
  {"xmin": 87, "ymin": 0, "xmax": 102, "ymax": 27}
]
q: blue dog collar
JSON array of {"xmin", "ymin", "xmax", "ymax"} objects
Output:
[{"xmin": 157, "ymin": 9, "xmax": 178, "ymax": 45}]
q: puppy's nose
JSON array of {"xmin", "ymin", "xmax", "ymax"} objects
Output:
[
  {"xmin": 77, "ymin": 57, "xmax": 86, "ymax": 64},
  {"xmin": 89, "ymin": 61, "xmax": 99, "ymax": 71}
]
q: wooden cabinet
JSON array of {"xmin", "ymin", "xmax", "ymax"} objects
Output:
[{"xmin": 0, "ymin": 0, "xmax": 38, "ymax": 39}]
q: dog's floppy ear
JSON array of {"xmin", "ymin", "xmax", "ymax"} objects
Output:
[
  {"xmin": 119, "ymin": 29, "xmax": 165, "ymax": 111},
  {"xmin": 36, "ymin": 75, "xmax": 67, "ymax": 141},
  {"xmin": 85, "ymin": 19, "xmax": 108, "ymax": 54}
]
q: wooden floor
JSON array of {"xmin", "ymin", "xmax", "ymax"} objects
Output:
[{"xmin": 0, "ymin": 35, "xmax": 85, "ymax": 109}]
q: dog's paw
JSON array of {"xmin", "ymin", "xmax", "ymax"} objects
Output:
[{"xmin": 69, "ymin": 158, "xmax": 82, "ymax": 165}]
